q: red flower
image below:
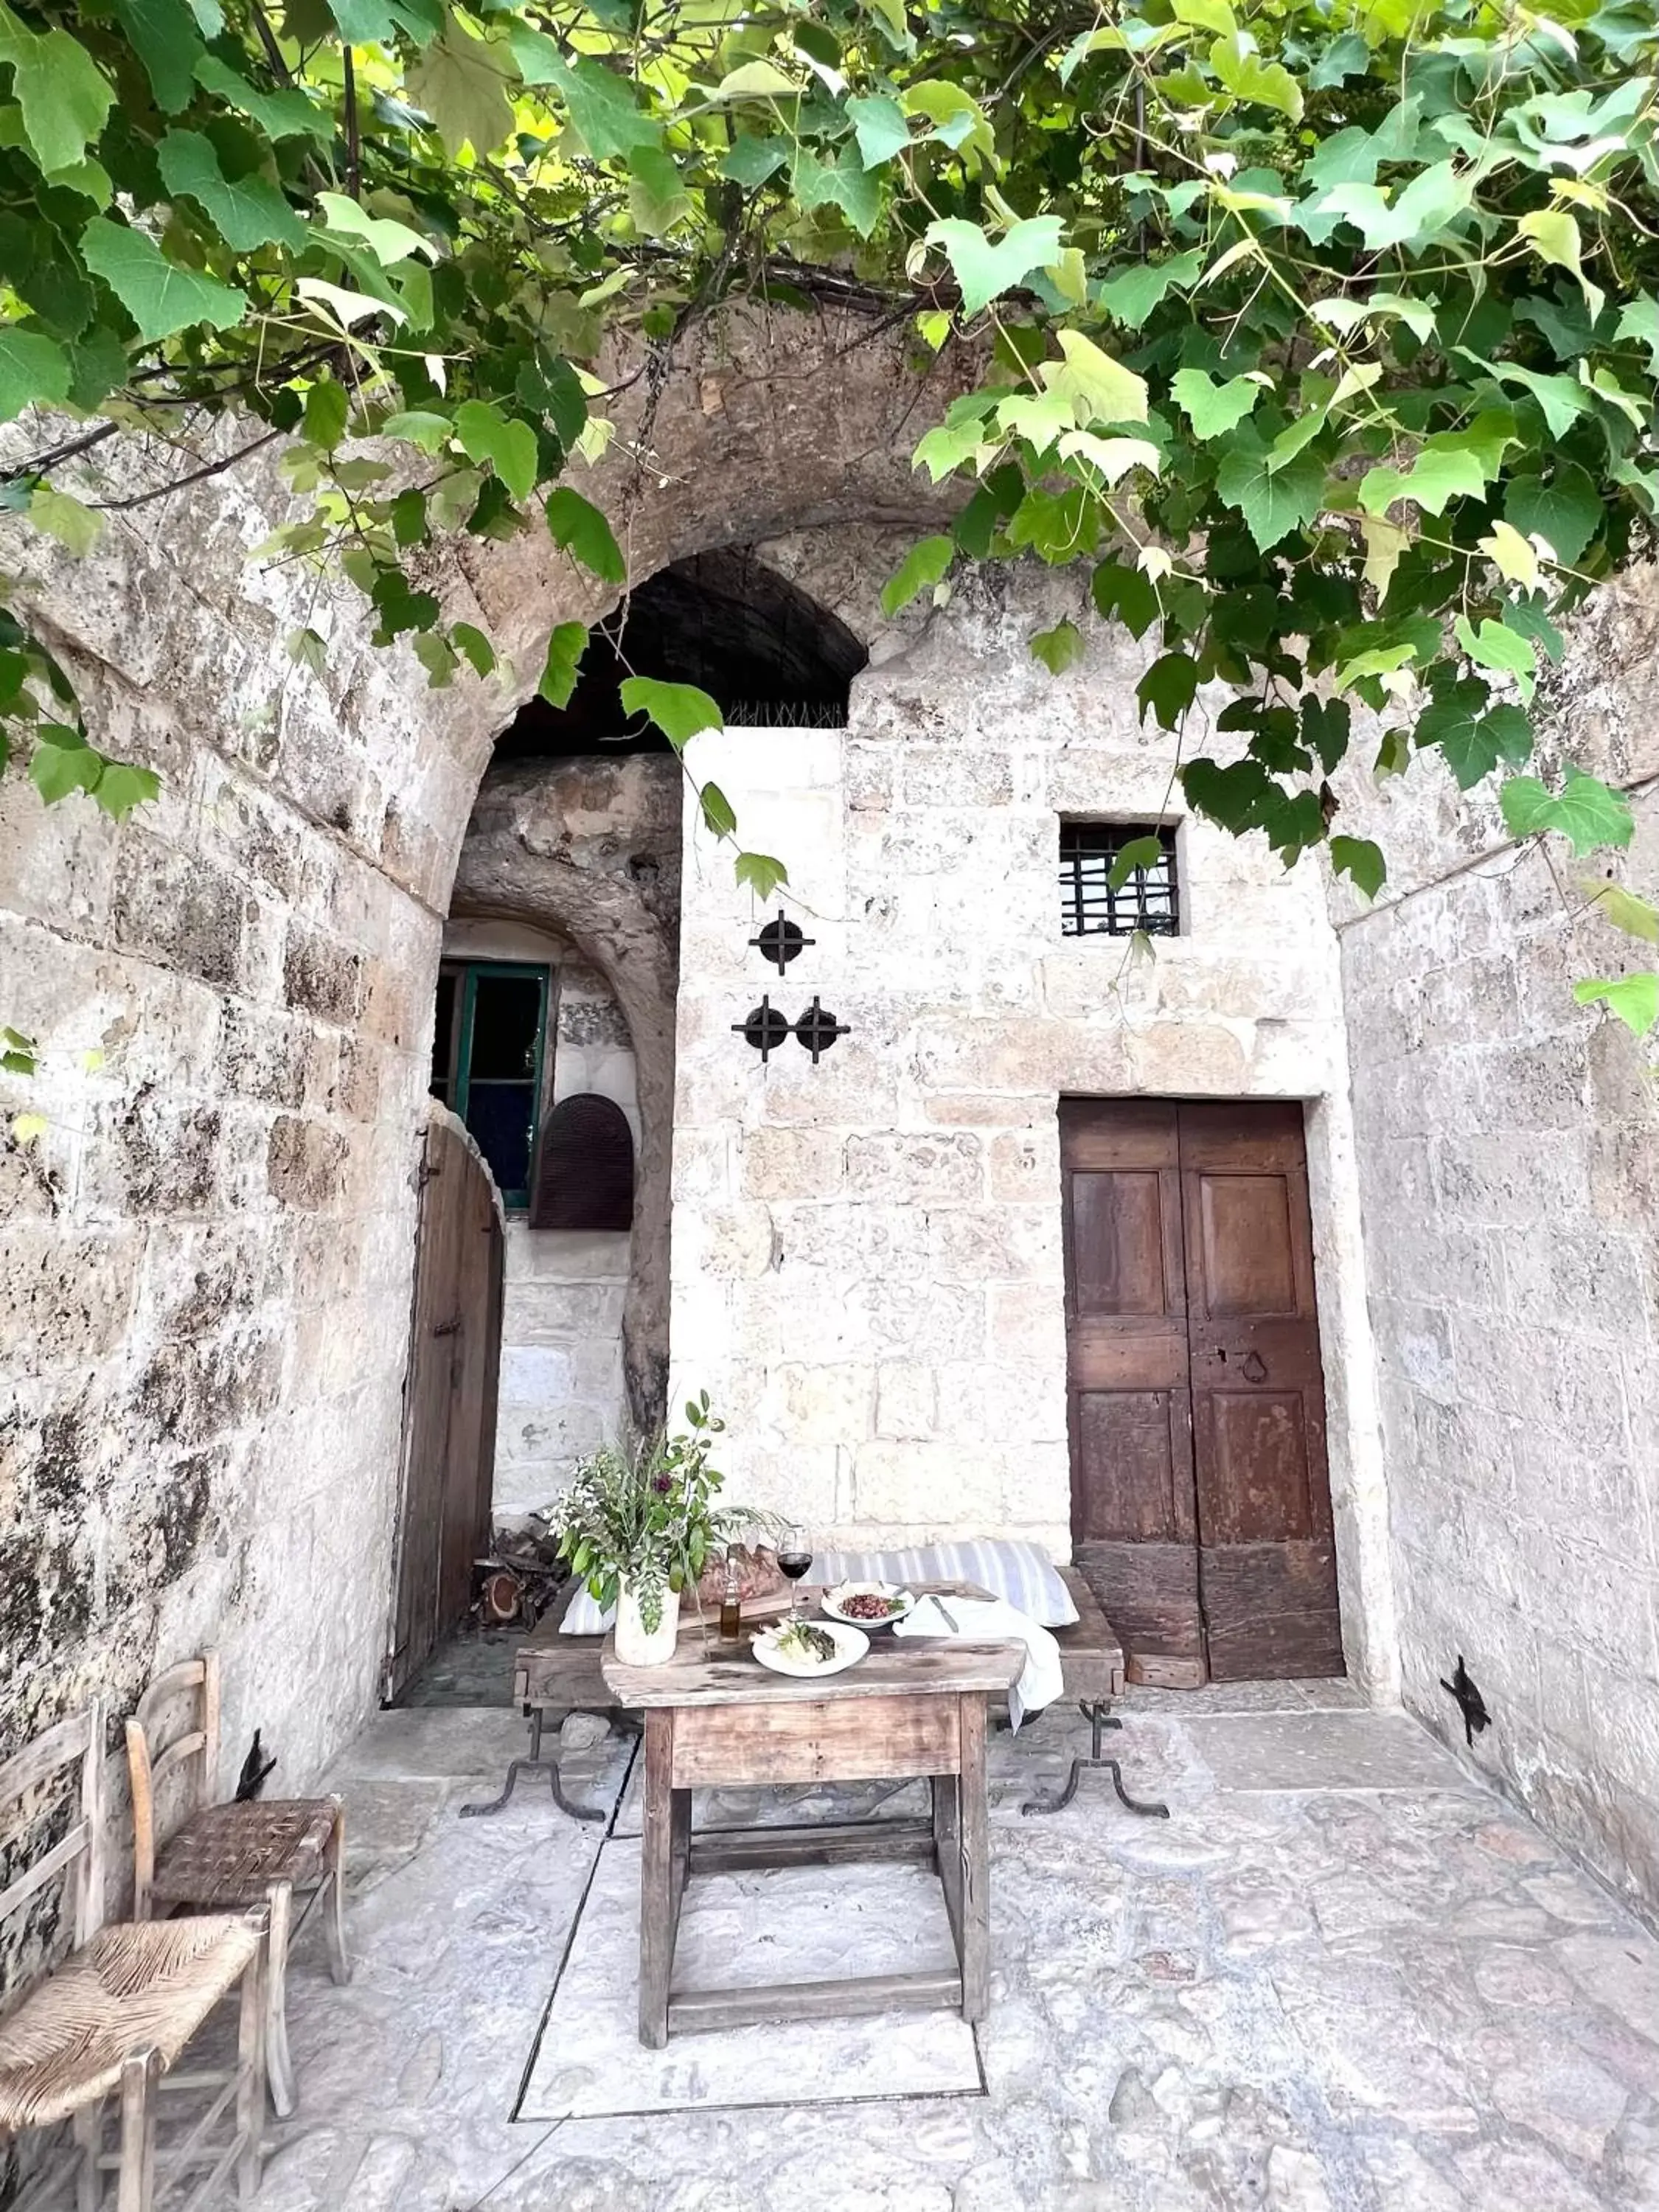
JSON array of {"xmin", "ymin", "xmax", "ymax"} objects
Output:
[{"xmin": 653, "ymin": 1474, "xmax": 674, "ymax": 1495}]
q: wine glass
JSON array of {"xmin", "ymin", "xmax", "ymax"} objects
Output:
[{"xmin": 777, "ymin": 1523, "xmax": 812, "ymax": 1618}]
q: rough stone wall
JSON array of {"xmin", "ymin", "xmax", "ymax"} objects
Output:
[
  {"xmin": 0, "ymin": 305, "xmax": 956, "ymax": 1899},
  {"xmin": 1332, "ymin": 571, "xmax": 1659, "ymax": 1920},
  {"xmin": 667, "ymin": 552, "xmax": 1397, "ymax": 1694}
]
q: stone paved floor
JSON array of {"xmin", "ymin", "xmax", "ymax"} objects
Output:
[{"xmin": 251, "ymin": 1683, "xmax": 1659, "ymax": 2212}]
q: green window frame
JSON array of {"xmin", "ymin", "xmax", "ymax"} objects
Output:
[{"xmin": 431, "ymin": 959, "xmax": 551, "ymax": 1211}]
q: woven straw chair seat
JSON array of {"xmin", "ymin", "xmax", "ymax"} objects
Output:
[
  {"xmin": 0, "ymin": 1916, "xmax": 260, "ymax": 2131},
  {"xmin": 149, "ymin": 1798, "xmax": 337, "ymax": 1910}
]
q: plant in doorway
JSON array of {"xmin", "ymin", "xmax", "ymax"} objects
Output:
[{"xmin": 552, "ymin": 1395, "xmax": 758, "ymax": 1666}]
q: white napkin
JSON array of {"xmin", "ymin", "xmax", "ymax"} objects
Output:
[{"xmin": 893, "ymin": 1593, "xmax": 1062, "ymax": 1730}]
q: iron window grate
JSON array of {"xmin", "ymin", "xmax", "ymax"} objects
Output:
[{"xmin": 1059, "ymin": 823, "xmax": 1179, "ymax": 938}]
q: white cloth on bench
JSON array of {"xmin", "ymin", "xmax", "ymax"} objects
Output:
[{"xmin": 893, "ymin": 1593, "xmax": 1062, "ymax": 1730}]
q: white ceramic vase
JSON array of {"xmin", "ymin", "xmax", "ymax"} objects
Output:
[{"xmin": 615, "ymin": 1580, "xmax": 681, "ymax": 1666}]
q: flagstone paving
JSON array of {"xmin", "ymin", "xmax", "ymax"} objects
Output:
[{"xmin": 251, "ymin": 1680, "xmax": 1659, "ymax": 2212}]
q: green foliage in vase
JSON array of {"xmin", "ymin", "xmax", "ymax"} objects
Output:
[
  {"xmin": 550, "ymin": 1392, "xmax": 755, "ymax": 1633},
  {"xmin": 1, "ymin": 0, "xmax": 1658, "ymax": 1012}
]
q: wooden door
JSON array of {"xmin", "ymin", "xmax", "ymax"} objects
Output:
[
  {"xmin": 1064, "ymin": 1099, "xmax": 1343, "ymax": 1686},
  {"xmin": 387, "ymin": 1109, "xmax": 505, "ymax": 1701}
]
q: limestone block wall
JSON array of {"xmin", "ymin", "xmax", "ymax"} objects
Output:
[
  {"xmin": 667, "ymin": 563, "xmax": 1398, "ymax": 1695},
  {"xmin": 1333, "ymin": 572, "xmax": 1659, "ymax": 1919}
]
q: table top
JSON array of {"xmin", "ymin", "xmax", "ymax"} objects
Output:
[{"xmin": 600, "ymin": 1586, "xmax": 1025, "ymax": 1710}]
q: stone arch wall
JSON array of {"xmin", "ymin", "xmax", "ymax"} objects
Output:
[{"xmin": 0, "ymin": 305, "xmax": 962, "ymax": 1795}]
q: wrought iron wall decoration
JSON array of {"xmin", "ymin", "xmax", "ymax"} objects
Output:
[
  {"xmin": 734, "ymin": 911, "xmax": 851, "ymax": 1066},
  {"xmin": 794, "ymin": 998, "xmax": 849, "ymax": 1063},
  {"xmin": 749, "ymin": 910, "xmax": 813, "ymax": 973},
  {"xmin": 734, "ymin": 997, "xmax": 791, "ymax": 1061}
]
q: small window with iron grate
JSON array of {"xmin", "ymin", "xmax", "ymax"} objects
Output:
[{"xmin": 1058, "ymin": 822, "xmax": 1180, "ymax": 939}]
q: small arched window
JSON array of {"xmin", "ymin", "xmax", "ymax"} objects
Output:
[{"xmin": 528, "ymin": 1093, "xmax": 635, "ymax": 1231}]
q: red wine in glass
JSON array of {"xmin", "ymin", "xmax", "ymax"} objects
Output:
[{"xmin": 778, "ymin": 1526, "xmax": 811, "ymax": 1615}]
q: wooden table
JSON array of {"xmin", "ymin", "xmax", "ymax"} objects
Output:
[{"xmin": 600, "ymin": 1598, "xmax": 1024, "ymax": 2048}]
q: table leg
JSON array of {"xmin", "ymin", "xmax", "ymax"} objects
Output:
[
  {"xmin": 957, "ymin": 1693, "xmax": 990, "ymax": 2022},
  {"xmin": 639, "ymin": 1710, "xmax": 676, "ymax": 2048},
  {"xmin": 931, "ymin": 1773, "xmax": 962, "ymax": 1957}
]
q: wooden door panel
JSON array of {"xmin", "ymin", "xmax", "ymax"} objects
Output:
[
  {"xmin": 1194, "ymin": 1391, "xmax": 1312, "ymax": 1542},
  {"xmin": 1191, "ymin": 1174, "xmax": 1297, "ymax": 1315},
  {"xmin": 1069, "ymin": 1171, "xmax": 1168, "ymax": 1314},
  {"xmin": 389, "ymin": 1112, "xmax": 504, "ymax": 1702},
  {"xmin": 1074, "ymin": 1390, "xmax": 1192, "ymax": 1541},
  {"xmin": 1062, "ymin": 1100, "xmax": 1203, "ymax": 1684},
  {"xmin": 1179, "ymin": 1102, "xmax": 1341, "ymax": 1683},
  {"xmin": 1199, "ymin": 1542, "xmax": 1344, "ymax": 1680}
]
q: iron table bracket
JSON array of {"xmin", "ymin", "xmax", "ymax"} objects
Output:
[
  {"xmin": 1020, "ymin": 1700, "xmax": 1170, "ymax": 1820},
  {"xmin": 459, "ymin": 1708, "xmax": 605, "ymax": 1823}
]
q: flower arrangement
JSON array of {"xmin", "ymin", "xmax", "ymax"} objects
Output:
[{"xmin": 551, "ymin": 1394, "xmax": 754, "ymax": 1636}]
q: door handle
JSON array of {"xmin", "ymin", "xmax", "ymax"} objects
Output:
[{"xmin": 1240, "ymin": 1351, "xmax": 1267, "ymax": 1383}]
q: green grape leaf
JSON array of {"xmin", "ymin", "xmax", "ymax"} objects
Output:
[
  {"xmin": 287, "ymin": 626, "xmax": 327, "ymax": 675},
  {"xmin": 1107, "ymin": 833, "xmax": 1166, "ymax": 891},
  {"xmin": 1330, "ymin": 836, "xmax": 1386, "ymax": 899},
  {"xmin": 29, "ymin": 731, "xmax": 101, "ymax": 802},
  {"xmin": 545, "ymin": 485, "xmax": 625, "ymax": 582},
  {"xmin": 1214, "ymin": 431, "xmax": 1325, "ymax": 552},
  {"xmin": 880, "ymin": 534, "xmax": 953, "ymax": 616},
  {"xmin": 1137, "ymin": 650, "xmax": 1200, "ymax": 730},
  {"xmin": 111, "ymin": 0, "xmax": 205, "ymax": 112},
  {"xmin": 1208, "ymin": 32, "xmax": 1303, "ymax": 119},
  {"xmin": 407, "ymin": 12, "xmax": 518, "ymax": 157},
  {"xmin": 512, "ymin": 32, "xmax": 661, "ymax": 159},
  {"xmin": 0, "ymin": 15, "xmax": 114, "ymax": 176},
  {"xmin": 192, "ymin": 57, "xmax": 332, "ymax": 142},
  {"xmin": 1171, "ymin": 369, "xmax": 1263, "ymax": 439},
  {"xmin": 29, "ymin": 486, "xmax": 103, "ymax": 555},
  {"xmin": 621, "ymin": 675, "xmax": 723, "ymax": 749},
  {"xmin": 1573, "ymin": 974, "xmax": 1658, "ymax": 1037},
  {"xmin": 0, "ymin": 327, "xmax": 70, "ymax": 422},
  {"xmin": 699, "ymin": 780, "xmax": 737, "ymax": 838},
  {"xmin": 453, "ymin": 399, "xmax": 538, "ymax": 500},
  {"xmin": 1092, "ymin": 557, "xmax": 1160, "ymax": 639},
  {"xmin": 159, "ymin": 131, "xmax": 308, "ymax": 252},
  {"xmin": 380, "ymin": 408, "xmax": 453, "ymax": 454},
  {"xmin": 1096, "ymin": 249, "xmax": 1205, "ymax": 331},
  {"xmin": 923, "ymin": 216, "xmax": 1065, "ymax": 319},
  {"xmin": 538, "ymin": 619, "xmax": 588, "ymax": 707},
  {"xmin": 846, "ymin": 93, "xmax": 909, "ymax": 169},
  {"xmin": 1029, "ymin": 618, "xmax": 1084, "ymax": 675},
  {"xmin": 1501, "ymin": 767, "xmax": 1634, "ymax": 854},
  {"xmin": 92, "ymin": 762, "xmax": 161, "ymax": 818},
  {"xmin": 1503, "ymin": 465, "xmax": 1604, "ymax": 567},
  {"xmin": 80, "ymin": 216, "xmax": 246, "ymax": 341},
  {"xmin": 328, "ymin": 0, "xmax": 442, "ymax": 42},
  {"xmin": 301, "ymin": 375, "xmax": 350, "ymax": 452},
  {"xmin": 1455, "ymin": 613, "xmax": 1537, "ymax": 703},
  {"xmin": 1584, "ymin": 882, "xmax": 1659, "ymax": 944},
  {"xmin": 734, "ymin": 851, "xmax": 789, "ymax": 901},
  {"xmin": 452, "ymin": 622, "xmax": 496, "ymax": 678}
]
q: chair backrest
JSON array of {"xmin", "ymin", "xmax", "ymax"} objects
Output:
[
  {"xmin": 125, "ymin": 1653, "xmax": 220, "ymax": 1916},
  {"xmin": 0, "ymin": 1701, "xmax": 105, "ymax": 1951}
]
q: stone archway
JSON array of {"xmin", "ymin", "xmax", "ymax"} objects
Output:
[{"xmin": 0, "ymin": 302, "xmax": 964, "ymax": 1778}]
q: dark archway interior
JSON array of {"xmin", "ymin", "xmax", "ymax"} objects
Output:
[{"xmin": 496, "ymin": 546, "xmax": 869, "ymax": 758}]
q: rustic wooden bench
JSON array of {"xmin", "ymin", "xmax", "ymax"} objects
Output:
[{"xmin": 461, "ymin": 1561, "xmax": 1167, "ymax": 1823}]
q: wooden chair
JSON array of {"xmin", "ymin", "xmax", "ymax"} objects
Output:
[
  {"xmin": 0, "ymin": 1701, "xmax": 268, "ymax": 2211},
  {"xmin": 125, "ymin": 1656, "xmax": 349, "ymax": 2122}
]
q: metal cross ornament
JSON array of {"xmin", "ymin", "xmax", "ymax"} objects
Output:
[
  {"xmin": 749, "ymin": 909, "xmax": 813, "ymax": 973},
  {"xmin": 734, "ymin": 997, "xmax": 790, "ymax": 1062},
  {"xmin": 793, "ymin": 998, "xmax": 849, "ymax": 1064}
]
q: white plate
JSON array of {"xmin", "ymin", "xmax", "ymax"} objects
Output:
[
  {"xmin": 752, "ymin": 1620, "xmax": 869, "ymax": 1677},
  {"xmin": 821, "ymin": 1582, "xmax": 917, "ymax": 1630}
]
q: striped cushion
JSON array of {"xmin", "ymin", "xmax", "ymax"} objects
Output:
[{"xmin": 810, "ymin": 1540, "xmax": 1079, "ymax": 1628}]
